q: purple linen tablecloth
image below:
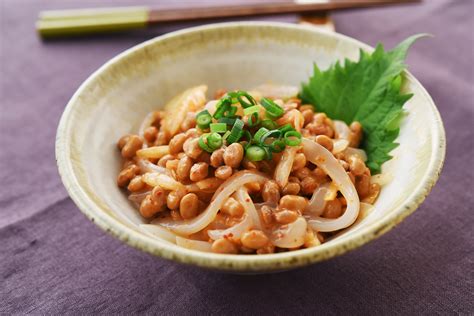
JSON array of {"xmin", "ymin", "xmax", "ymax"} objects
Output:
[{"xmin": 1, "ymin": 0, "xmax": 473, "ymax": 314}]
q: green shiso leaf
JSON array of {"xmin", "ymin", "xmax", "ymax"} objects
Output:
[{"xmin": 300, "ymin": 34, "xmax": 428, "ymax": 174}]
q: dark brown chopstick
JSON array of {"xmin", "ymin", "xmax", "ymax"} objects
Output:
[
  {"xmin": 148, "ymin": 0, "xmax": 420, "ymax": 23},
  {"xmin": 37, "ymin": 0, "xmax": 421, "ymax": 38}
]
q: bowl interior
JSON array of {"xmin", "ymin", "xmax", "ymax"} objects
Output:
[{"xmin": 57, "ymin": 22, "xmax": 445, "ymax": 272}]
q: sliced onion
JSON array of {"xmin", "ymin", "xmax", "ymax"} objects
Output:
[
  {"xmin": 270, "ymin": 217, "xmax": 307, "ymax": 248},
  {"xmin": 274, "ymin": 145, "xmax": 298, "ymax": 188},
  {"xmin": 176, "ymin": 236, "xmax": 213, "ymax": 252},
  {"xmin": 253, "ymin": 84, "xmax": 299, "ymax": 100},
  {"xmin": 302, "ymin": 138, "xmax": 360, "ymax": 232},
  {"xmin": 186, "ymin": 178, "xmax": 222, "ymax": 194},
  {"xmin": 305, "ymin": 182, "xmax": 330, "ymax": 216},
  {"xmin": 128, "ymin": 190, "xmax": 151, "ymax": 204},
  {"xmin": 332, "ymin": 139, "xmax": 349, "ymax": 154},
  {"xmin": 139, "ymin": 224, "xmax": 177, "ymax": 244},
  {"xmin": 138, "ymin": 111, "xmax": 157, "ymax": 138},
  {"xmin": 333, "ymin": 120, "xmax": 350, "ymax": 141},
  {"xmin": 344, "ymin": 147, "xmax": 368, "ymax": 162},
  {"xmin": 204, "ymin": 100, "xmax": 218, "ymax": 116},
  {"xmin": 329, "ymin": 202, "xmax": 375, "ymax": 240},
  {"xmin": 325, "ymin": 182, "xmax": 339, "ymax": 201},
  {"xmin": 208, "ymin": 214, "xmax": 252, "ymax": 240},
  {"xmin": 136, "ymin": 146, "xmax": 170, "ymax": 159},
  {"xmin": 293, "ymin": 110, "xmax": 304, "ymax": 132},
  {"xmin": 254, "ymin": 201, "xmax": 278, "ymax": 210},
  {"xmin": 195, "ymin": 177, "xmax": 224, "ymax": 192},
  {"xmin": 161, "ymin": 85, "xmax": 207, "ymax": 137},
  {"xmin": 142, "ymin": 173, "xmax": 185, "ymax": 191},
  {"xmin": 207, "ymin": 186, "xmax": 264, "ymax": 240},
  {"xmin": 157, "ymin": 171, "xmax": 268, "ymax": 236},
  {"xmin": 137, "ymin": 159, "xmax": 171, "ymax": 175},
  {"xmin": 236, "ymin": 188, "xmax": 263, "ymax": 230},
  {"xmin": 276, "ymin": 109, "xmax": 304, "ymax": 132},
  {"xmin": 371, "ymin": 173, "xmax": 393, "ymax": 186}
]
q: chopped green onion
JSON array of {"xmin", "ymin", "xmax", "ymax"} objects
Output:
[
  {"xmin": 239, "ymin": 131, "xmax": 253, "ymax": 150},
  {"xmin": 241, "ymin": 130, "xmax": 252, "ymax": 142},
  {"xmin": 213, "ymin": 97, "xmax": 232, "ymax": 119},
  {"xmin": 223, "ymin": 105, "xmax": 238, "ymax": 117},
  {"xmin": 218, "ymin": 117, "xmax": 237, "ymax": 125},
  {"xmin": 247, "ymin": 112, "xmax": 260, "ymax": 127},
  {"xmin": 260, "ymin": 129, "xmax": 282, "ymax": 145},
  {"xmin": 262, "ymin": 146, "xmax": 273, "ymax": 160},
  {"xmin": 260, "ymin": 119, "xmax": 278, "ymax": 130},
  {"xmin": 227, "ymin": 91, "xmax": 240, "ymax": 103},
  {"xmin": 261, "ymin": 97, "xmax": 284, "ymax": 119},
  {"xmin": 228, "ymin": 91, "xmax": 256, "ymax": 108},
  {"xmin": 270, "ymin": 139, "xmax": 286, "ymax": 153},
  {"xmin": 278, "ymin": 124, "xmax": 295, "ymax": 134},
  {"xmin": 227, "ymin": 119, "xmax": 244, "ymax": 144},
  {"xmin": 284, "ymin": 131, "xmax": 302, "ymax": 146},
  {"xmin": 213, "ymin": 105, "xmax": 227, "ymax": 119},
  {"xmin": 239, "ymin": 92, "xmax": 257, "ymax": 108},
  {"xmin": 198, "ymin": 134, "xmax": 214, "ymax": 153},
  {"xmin": 197, "ymin": 109, "xmax": 211, "ymax": 117},
  {"xmin": 222, "ymin": 130, "xmax": 231, "ymax": 140},
  {"xmin": 210, "ymin": 123, "xmax": 227, "ymax": 133},
  {"xmin": 196, "ymin": 111, "xmax": 212, "ymax": 130},
  {"xmin": 253, "ymin": 127, "xmax": 269, "ymax": 143},
  {"xmin": 229, "ymin": 132, "xmax": 243, "ymax": 144},
  {"xmin": 245, "ymin": 145, "xmax": 266, "ymax": 161},
  {"xmin": 243, "ymin": 105, "xmax": 260, "ymax": 116},
  {"xmin": 207, "ymin": 132, "xmax": 223, "ymax": 149}
]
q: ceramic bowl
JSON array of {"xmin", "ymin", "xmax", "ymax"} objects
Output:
[{"xmin": 56, "ymin": 22, "xmax": 445, "ymax": 272}]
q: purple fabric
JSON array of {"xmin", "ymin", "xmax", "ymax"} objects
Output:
[{"xmin": 1, "ymin": 0, "xmax": 473, "ymax": 314}]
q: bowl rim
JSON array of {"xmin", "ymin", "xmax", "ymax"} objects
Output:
[{"xmin": 56, "ymin": 21, "xmax": 446, "ymax": 272}]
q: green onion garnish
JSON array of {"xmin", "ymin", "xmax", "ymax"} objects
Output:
[
  {"xmin": 260, "ymin": 129, "xmax": 282, "ymax": 145},
  {"xmin": 270, "ymin": 139, "xmax": 286, "ymax": 153},
  {"xmin": 262, "ymin": 146, "xmax": 273, "ymax": 160},
  {"xmin": 198, "ymin": 134, "xmax": 214, "ymax": 153},
  {"xmin": 210, "ymin": 123, "xmax": 227, "ymax": 133},
  {"xmin": 245, "ymin": 145, "xmax": 266, "ymax": 161},
  {"xmin": 238, "ymin": 92, "xmax": 257, "ymax": 108},
  {"xmin": 218, "ymin": 117, "xmax": 237, "ymax": 125},
  {"xmin": 223, "ymin": 105, "xmax": 238, "ymax": 118},
  {"xmin": 223, "ymin": 130, "xmax": 231, "ymax": 140},
  {"xmin": 260, "ymin": 119, "xmax": 278, "ymax": 130},
  {"xmin": 261, "ymin": 97, "xmax": 284, "ymax": 119},
  {"xmin": 240, "ymin": 130, "xmax": 253, "ymax": 149},
  {"xmin": 227, "ymin": 119, "xmax": 244, "ymax": 144},
  {"xmin": 213, "ymin": 105, "xmax": 228, "ymax": 119},
  {"xmin": 253, "ymin": 127, "xmax": 269, "ymax": 143},
  {"xmin": 241, "ymin": 130, "xmax": 252, "ymax": 142},
  {"xmin": 278, "ymin": 124, "xmax": 295, "ymax": 134},
  {"xmin": 207, "ymin": 132, "xmax": 223, "ymax": 149},
  {"xmin": 197, "ymin": 109, "xmax": 211, "ymax": 116},
  {"xmin": 196, "ymin": 111, "xmax": 212, "ymax": 130},
  {"xmin": 202, "ymin": 90, "xmax": 301, "ymax": 159},
  {"xmin": 284, "ymin": 131, "xmax": 302, "ymax": 146},
  {"xmin": 226, "ymin": 92, "xmax": 239, "ymax": 104},
  {"xmin": 213, "ymin": 97, "xmax": 232, "ymax": 119},
  {"xmin": 247, "ymin": 112, "xmax": 260, "ymax": 127},
  {"xmin": 243, "ymin": 105, "xmax": 260, "ymax": 116}
]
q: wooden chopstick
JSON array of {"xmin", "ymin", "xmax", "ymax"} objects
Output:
[
  {"xmin": 148, "ymin": 0, "xmax": 420, "ymax": 23},
  {"xmin": 37, "ymin": 0, "xmax": 421, "ymax": 38}
]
